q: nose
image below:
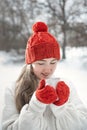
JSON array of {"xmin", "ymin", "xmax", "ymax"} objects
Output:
[{"xmin": 44, "ymin": 65, "xmax": 52, "ymax": 73}]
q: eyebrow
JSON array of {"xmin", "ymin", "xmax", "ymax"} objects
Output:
[{"xmin": 38, "ymin": 59, "xmax": 57, "ymax": 62}]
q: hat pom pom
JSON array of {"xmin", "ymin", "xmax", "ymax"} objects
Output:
[{"xmin": 32, "ymin": 22, "xmax": 48, "ymax": 33}]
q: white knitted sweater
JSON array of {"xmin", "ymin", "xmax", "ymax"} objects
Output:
[{"xmin": 2, "ymin": 78, "xmax": 87, "ymax": 130}]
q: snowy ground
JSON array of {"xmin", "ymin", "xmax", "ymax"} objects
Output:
[{"xmin": 0, "ymin": 47, "xmax": 87, "ymax": 129}]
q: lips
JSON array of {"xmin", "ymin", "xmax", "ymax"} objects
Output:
[{"xmin": 41, "ymin": 73, "xmax": 50, "ymax": 77}]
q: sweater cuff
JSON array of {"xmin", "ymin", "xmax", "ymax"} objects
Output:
[
  {"xmin": 29, "ymin": 92, "xmax": 47, "ymax": 113},
  {"xmin": 50, "ymin": 102, "xmax": 68, "ymax": 117}
]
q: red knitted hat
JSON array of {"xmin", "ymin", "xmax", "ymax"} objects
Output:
[{"xmin": 25, "ymin": 21, "xmax": 60, "ymax": 64}]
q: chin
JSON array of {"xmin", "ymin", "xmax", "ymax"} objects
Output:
[
  {"xmin": 45, "ymin": 75, "xmax": 52, "ymax": 79},
  {"xmin": 39, "ymin": 75, "xmax": 52, "ymax": 80}
]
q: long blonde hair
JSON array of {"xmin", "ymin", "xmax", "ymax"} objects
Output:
[{"xmin": 15, "ymin": 64, "xmax": 38, "ymax": 112}]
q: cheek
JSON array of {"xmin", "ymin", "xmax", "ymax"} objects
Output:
[
  {"xmin": 52, "ymin": 64, "xmax": 57, "ymax": 71},
  {"xmin": 32, "ymin": 64, "xmax": 43, "ymax": 75},
  {"xmin": 33, "ymin": 68, "xmax": 40, "ymax": 74}
]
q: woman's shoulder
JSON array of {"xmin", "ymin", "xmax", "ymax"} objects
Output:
[{"xmin": 4, "ymin": 82, "xmax": 16, "ymax": 97}]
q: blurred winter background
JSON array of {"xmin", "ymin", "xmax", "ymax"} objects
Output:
[{"xmin": 0, "ymin": 0, "xmax": 87, "ymax": 129}]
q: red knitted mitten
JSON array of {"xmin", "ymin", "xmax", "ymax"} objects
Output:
[
  {"xmin": 53, "ymin": 81, "xmax": 70, "ymax": 106},
  {"xmin": 36, "ymin": 79, "xmax": 57, "ymax": 104}
]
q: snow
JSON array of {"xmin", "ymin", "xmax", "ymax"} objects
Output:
[{"xmin": 0, "ymin": 47, "xmax": 87, "ymax": 129}]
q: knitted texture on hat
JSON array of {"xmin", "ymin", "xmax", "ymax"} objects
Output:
[{"xmin": 25, "ymin": 21, "xmax": 60, "ymax": 64}]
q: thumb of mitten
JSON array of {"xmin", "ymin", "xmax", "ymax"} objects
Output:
[{"xmin": 38, "ymin": 79, "xmax": 45, "ymax": 90}]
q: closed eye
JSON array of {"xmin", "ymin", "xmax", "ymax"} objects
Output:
[
  {"xmin": 50, "ymin": 60, "xmax": 58, "ymax": 64},
  {"xmin": 50, "ymin": 62, "xmax": 56, "ymax": 64},
  {"xmin": 35, "ymin": 61, "xmax": 45, "ymax": 65},
  {"xmin": 38, "ymin": 63, "xmax": 45, "ymax": 65}
]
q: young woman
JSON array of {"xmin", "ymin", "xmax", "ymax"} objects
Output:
[{"xmin": 2, "ymin": 21, "xmax": 87, "ymax": 130}]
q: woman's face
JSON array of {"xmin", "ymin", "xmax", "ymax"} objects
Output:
[{"xmin": 32, "ymin": 58, "xmax": 58, "ymax": 80}]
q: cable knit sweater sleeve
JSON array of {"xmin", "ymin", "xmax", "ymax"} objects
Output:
[
  {"xmin": 2, "ymin": 86, "xmax": 47, "ymax": 130},
  {"xmin": 50, "ymin": 79, "xmax": 87, "ymax": 130}
]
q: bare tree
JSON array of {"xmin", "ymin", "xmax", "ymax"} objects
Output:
[
  {"xmin": 40, "ymin": 0, "xmax": 87, "ymax": 59},
  {"xmin": 0, "ymin": 0, "xmax": 87, "ymax": 54},
  {"xmin": 0, "ymin": 0, "xmax": 38, "ymax": 51},
  {"xmin": 0, "ymin": 0, "xmax": 47, "ymax": 51}
]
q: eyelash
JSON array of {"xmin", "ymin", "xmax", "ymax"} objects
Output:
[
  {"xmin": 50, "ymin": 62, "xmax": 56, "ymax": 64},
  {"xmin": 38, "ymin": 63, "xmax": 44, "ymax": 65}
]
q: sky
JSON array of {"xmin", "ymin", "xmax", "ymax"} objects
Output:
[{"xmin": 0, "ymin": 46, "xmax": 87, "ymax": 128}]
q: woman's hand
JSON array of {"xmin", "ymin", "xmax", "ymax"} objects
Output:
[
  {"xmin": 53, "ymin": 81, "xmax": 70, "ymax": 106},
  {"xmin": 36, "ymin": 79, "xmax": 57, "ymax": 104}
]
